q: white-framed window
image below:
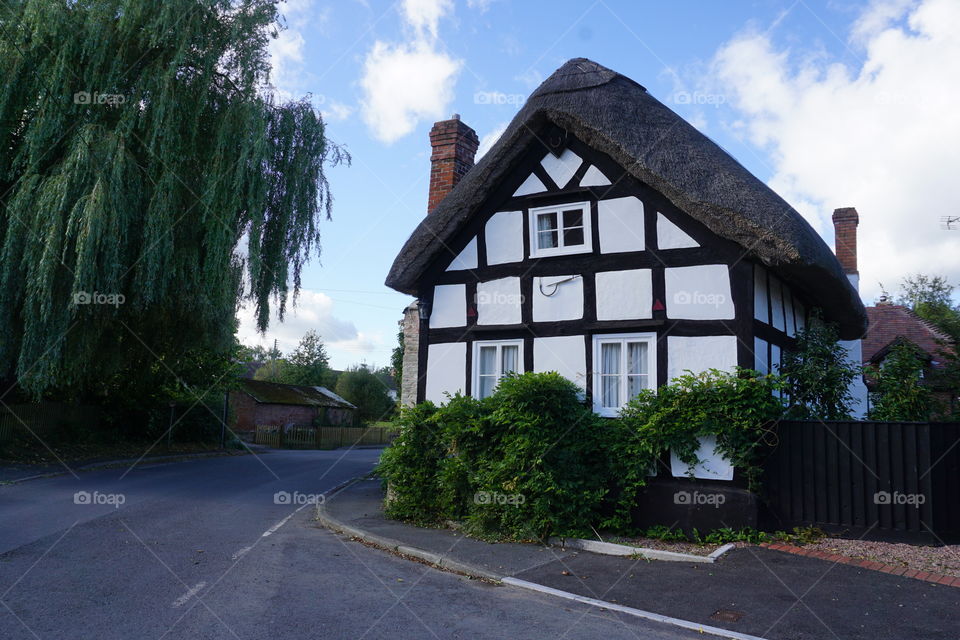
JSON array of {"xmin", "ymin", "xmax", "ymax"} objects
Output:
[
  {"xmin": 529, "ymin": 201, "xmax": 592, "ymax": 258},
  {"xmin": 473, "ymin": 339, "xmax": 523, "ymax": 399},
  {"xmin": 592, "ymin": 333, "xmax": 657, "ymax": 417}
]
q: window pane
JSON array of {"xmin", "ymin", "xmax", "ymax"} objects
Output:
[
  {"xmin": 563, "ymin": 227, "xmax": 584, "ymax": 246},
  {"xmin": 537, "ymin": 212, "xmax": 557, "ymax": 232},
  {"xmin": 601, "ymin": 375, "xmax": 620, "ymax": 408},
  {"xmin": 627, "ymin": 374, "xmax": 647, "ymax": 399},
  {"xmin": 600, "ymin": 343, "xmax": 621, "ymax": 374},
  {"xmin": 501, "ymin": 345, "xmax": 519, "ymax": 374},
  {"xmin": 537, "ymin": 230, "xmax": 558, "ymax": 249},
  {"xmin": 479, "ymin": 346, "xmax": 497, "ymax": 375},
  {"xmin": 627, "ymin": 342, "xmax": 648, "ymax": 375},
  {"xmin": 562, "ymin": 209, "xmax": 583, "ymax": 228},
  {"xmin": 478, "ymin": 375, "xmax": 496, "ymax": 399}
]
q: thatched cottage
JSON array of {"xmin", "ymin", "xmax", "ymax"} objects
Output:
[{"xmin": 386, "ymin": 58, "xmax": 869, "ymax": 472}]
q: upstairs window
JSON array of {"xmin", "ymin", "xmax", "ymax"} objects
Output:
[
  {"xmin": 473, "ymin": 340, "xmax": 523, "ymax": 399},
  {"xmin": 530, "ymin": 202, "xmax": 592, "ymax": 257},
  {"xmin": 592, "ymin": 333, "xmax": 657, "ymax": 417}
]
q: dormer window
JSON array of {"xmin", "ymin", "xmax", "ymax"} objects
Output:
[{"xmin": 529, "ymin": 202, "xmax": 592, "ymax": 257}]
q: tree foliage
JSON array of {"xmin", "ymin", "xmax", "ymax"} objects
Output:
[
  {"xmin": 868, "ymin": 341, "xmax": 937, "ymax": 421},
  {"xmin": 335, "ymin": 365, "xmax": 395, "ymax": 422},
  {"xmin": 779, "ymin": 313, "xmax": 858, "ymax": 420},
  {"xmin": 0, "ymin": 0, "xmax": 345, "ymax": 397}
]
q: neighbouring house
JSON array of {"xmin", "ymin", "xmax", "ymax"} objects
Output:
[
  {"xmin": 862, "ymin": 298, "xmax": 957, "ymax": 411},
  {"xmin": 230, "ymin": 379, "xmax": 356, "ymax": 434},
  {"xmin": 387, "ymin": 58, "xmax": 869, "ymax": 479}
]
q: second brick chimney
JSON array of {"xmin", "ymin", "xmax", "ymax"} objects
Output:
[
  {"xmin": 833, "ymin": 207, "xmax": 859, "ymax": 276},
  {"xmin": 428, "ymin": 114, "xmax": 479, "ymax": 213}
]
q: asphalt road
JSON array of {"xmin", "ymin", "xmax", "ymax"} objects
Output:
[{"xmin": 1, "ymin": 448, "xmax": 706, "ymax": 639}]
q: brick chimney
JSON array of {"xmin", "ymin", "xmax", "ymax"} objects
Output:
[
  {"xmin": 832, "ymin": 207, "xmax": 859, "ymax": 276},
  {"xmin": 428, "ymin": 114, "xmax": 479, "ymax": 213}
]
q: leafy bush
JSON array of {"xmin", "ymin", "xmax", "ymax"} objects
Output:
[
  {"xmin": 868, "ymin": 341, "xmax": 938, "ymax": 421},
  {"xmin": 375, "ymin": 402, "xmax": 442, "ymax": 523},
  {"xmin": 617, "ymin": 369, "xmax": 783, "ymax": 497},
  {"xmin": 780, "ymin": 314, "xmax": 859, "ymax": 420},
  {"xmin": 378, "ymin": 370, "xmax": 783, "ymax": 540}
]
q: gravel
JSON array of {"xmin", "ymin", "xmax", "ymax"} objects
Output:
[
  {"xmin": 604, "ymin": 536, "xmax": 720, "ymax": 556},
  {"xmin": 802, "ymin": 537, "xmax": 960, "ymax": 577}
]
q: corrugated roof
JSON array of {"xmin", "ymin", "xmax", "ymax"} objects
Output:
[{"xmin": 237, "ymin": 379, "xmax": 357, "ymax": 409}]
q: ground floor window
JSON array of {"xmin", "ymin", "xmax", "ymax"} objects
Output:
[
  {"xmin": 592, "ymin": 333, "xmax": 657, "ymax": 416},
  {"xmin": 473, "ymin": 339, "xmax": 523, "ymax": 399}
]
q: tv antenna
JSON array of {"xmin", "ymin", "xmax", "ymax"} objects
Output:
[{"xmin": 942, "ymin": 216, "xmax": 960, "ymax": 230}]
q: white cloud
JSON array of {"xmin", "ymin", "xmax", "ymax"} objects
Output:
[
  {"xmin": 237, "ymin": 290, "xmax": 359, "ymax": 353},
  {"xmin": 402, "ymin": 0, "xmax": 452, "ymax": 39},
  {"xmin": 477, "ymin": 121, "xmax": 508, "ymax": 159},
  {"xmin": 322, "ymin": 99, "xmax": 354, "ymax": 122},
  {"xmin": 706, "ymin": 0, "xmax": 960, "ymax": 302},
  {"xmin": 360, "ymin": 0, "xmax": 462, "ymax": 143}
]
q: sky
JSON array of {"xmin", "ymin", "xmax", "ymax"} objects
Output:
[{"xmin": 235, "ymin": 0, "xmax": 960, "ymax": 370}]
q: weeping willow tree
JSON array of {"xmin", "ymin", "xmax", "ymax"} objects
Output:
[{"xmin": 0, "ymin": 0, "xmax": 345, "ymax": 398}]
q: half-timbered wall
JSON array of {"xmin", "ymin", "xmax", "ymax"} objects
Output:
[{"xmin": 414, "ymin": 130, "xmax": 830, "ymax": 479}]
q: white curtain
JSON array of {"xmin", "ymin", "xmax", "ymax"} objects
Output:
[
  {"xmin": 501, "ymin": 345, "xmax": 519, "ymax": 374},
  {"xmin": 600, "ymin": 342, "xmax": 620, "ymax": 408}
]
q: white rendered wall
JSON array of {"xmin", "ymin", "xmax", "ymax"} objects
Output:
[
  {"xmin": 540, "ymin": 149, "xmax": 582, "ymax": 189},
  {"xmin": 665, "ymin": 265, "xmax": 735, "ymax": 320},
  {"xmin": 769, "ymin": 276, "xmax": 785, "ymax": 331},
  {"xmin": 485, "ymin": 211, "xmax": 524, "ymax": 265},
  {"xmin": 513, "ymin": 173, "xmax": 546, "ymax": 197},
  {"xmin": 667, "ymin": 335, "xmax": 738, "ymax": 381},
  {"xmin": 754, "ymin": 337, "xmax": 769, "ymax": 374},
  {"xmin": 597, "ymin": 196, "xmax": 645, "ymax": 254},
  {"xmin": 580, "ymin": 165, "xmax": 611, "ymax": 187},
  {"xmin": 476, "ymin": 277, "xmax": 522, "ymax": 325},
  {"xmin": 670, "ymin": 435, "xmax": 735, "ymax": 481},
  {"xmin": 595, "ymin": 269, "xmax": 652, "ymax": 320},
  {"xmin": 425, "ymin": 342, "xmax": 466, "ymax": 404},
  {"xmin": 445, "ymin": 237, "xmax": 477, "ymax": 271},
  {"xmin": 843, "ymin": 273, "xmax": 868, "ymax": 419},
  {"xmin": 657, "ymin": 213, "xmax": 699, "ymax": 249},
  {"xmin": 429, "ymin": 284, "xmax": 465, "ymax": 328},
  {"xmin": 754, "ymin": 266, "xmax": 769, "ymax": 324},
  {"xmin": 533, "ymin": 335, "xmax": 587, "ymax": 390},
  {"xmin": 533, "ymin": 276, "xmax": 583, "ymax": 322}
]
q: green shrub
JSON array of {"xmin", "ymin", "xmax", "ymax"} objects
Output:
[
  {"xmin": 617, "ymin": 369, "xmax": 783, "ymax": 496},
  {"xmin": 463, "ymin": 372, "xmax": 607, "ymax": 540},
  {"xmin": 375, "ymin": 402, "xmax": 442, "ymax": 523},
  {"xmin": 377, "ymin": 369, "xmax": 783, "ymax": 540},
  {"xmin": 868, "ymin": 341, "xmax": 938, "ymax": 421}
]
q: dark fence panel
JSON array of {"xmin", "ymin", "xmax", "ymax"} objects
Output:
[{"xmin": 764, "ymin": 421, "xmax": 960, "ymax": 543}]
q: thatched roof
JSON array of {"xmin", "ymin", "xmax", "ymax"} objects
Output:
[
  {"xmin": 237, "ymin": 379, "xmax": 356, "ymax": 410},
  {"xmin": 385, "ymin": 58, "xmax": 867, "ymax": 338}
]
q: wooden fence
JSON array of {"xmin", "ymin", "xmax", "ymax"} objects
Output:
[
  {"xmin": 0, "ymin": 403, "xmax": 101, "ymax": 444},
  {"xmin": 763, "ymin": 421, "xmax": 960, "ymax": 542},
  {"xmin": 254, "ymin": 424, "xmax": 398, "ymax": 449}
]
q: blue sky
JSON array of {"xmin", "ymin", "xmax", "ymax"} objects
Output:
[{"xmin": 236, "ymin": 0, "xmax": 960, "ymax": 370}]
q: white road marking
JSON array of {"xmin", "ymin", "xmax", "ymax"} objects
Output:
[{"xmin": 172, "ymin": 581, "xmax": 207, "ymax": 608}]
